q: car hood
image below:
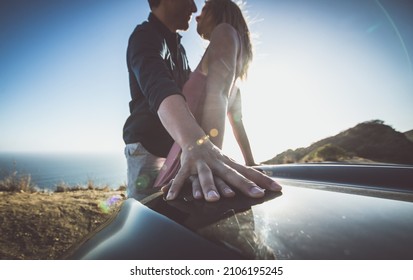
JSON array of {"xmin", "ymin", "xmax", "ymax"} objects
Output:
[{"xmin": 65, "ymin": 164, "xmax": 413, "ymax": 260}]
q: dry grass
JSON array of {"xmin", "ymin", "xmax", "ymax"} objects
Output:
[
  {"xmin": 0, "ymin": 188, "xmax": 126, "ymax": 259},
  {"xmin": 0, "ymin": 171, "xmax": 127, "ymax": 259},
  {"xmin": 0, "ymin": 171, "xmax": 38, "ymax": 193}
]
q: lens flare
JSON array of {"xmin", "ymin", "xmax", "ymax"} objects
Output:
[
  {"xmin": 135, "ymin": 174, "xmax": 150, "ymax": 190},
  {"xmin": 210, "ymin": 128, "xmax": 219, "ymax": 138},
  {"xmin": 196, "ymin": 135, "xmax": 210, "ymax": 145},
  {"xmin": 375, "ymin": 0, "xmax": 412, "ymax": 77},
  {"xmin": 98, "ymin": 195, "xmax": 122, "ymax": 213}
]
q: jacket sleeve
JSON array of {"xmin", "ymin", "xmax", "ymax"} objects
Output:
[{"xmin": 127, "ymin": 26, "xmax": 183, "ymax": 114}]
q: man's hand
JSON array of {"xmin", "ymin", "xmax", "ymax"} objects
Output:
[
  {"xmin": 163, "ymin": 137, "xmax": 282, "ymax": 202},
  {"xmin": 158, "ymin": 95, "xmax": 282, "ymax": 202}
]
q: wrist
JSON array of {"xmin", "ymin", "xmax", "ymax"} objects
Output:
[{"xmin": 185, "ymin": 135, "xmax": 210, "ymax": 151}]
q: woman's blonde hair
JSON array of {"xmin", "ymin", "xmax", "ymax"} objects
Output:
[{"xmin": 205, "ymin": 0, "xmax": 253, "ymax": 80}]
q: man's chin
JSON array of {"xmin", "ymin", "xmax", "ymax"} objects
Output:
[{"xmin": 177, "ymin": 23, "xmax": 190, "ymax": 32}]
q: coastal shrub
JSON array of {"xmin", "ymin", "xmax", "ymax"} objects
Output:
[
  {"xmin": 0, "ymin": 171, "xmax": 38, "ymax": 192},
  {"xmin": 304, "ymin": 144, "xmax": 349, "ymax": 162},
  {"xmin": 316, "ymin": 144, "xmax": 349, "ymax": 161}
]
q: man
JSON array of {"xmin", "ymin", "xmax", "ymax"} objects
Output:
[{"xmin": 123, "ymin": 0, "xmax": 281, "ymax": 201}]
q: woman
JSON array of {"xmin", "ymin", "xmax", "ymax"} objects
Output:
[{"xmin": 156, "ymin": 0, "xmax": 258, "ymax": 200}]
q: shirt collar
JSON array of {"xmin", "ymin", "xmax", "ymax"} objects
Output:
[{"xmin": 148, "ymin": 13, "xmax": 181, "ymax": 44}]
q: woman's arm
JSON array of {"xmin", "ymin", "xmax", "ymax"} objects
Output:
[
  {"xmin": 201, "ymin": 23, "xmax": 239, "ymax": 148},
  {"xmin": 228, "ymin": 87, "xmax": 258, "ymax": 166}
]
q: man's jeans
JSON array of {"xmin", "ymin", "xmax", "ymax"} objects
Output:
[{"xmin": 124, "ymin": 143, "xmax": 165, "ymax": 200}]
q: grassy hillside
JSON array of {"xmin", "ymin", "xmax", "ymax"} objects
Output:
[{"xmin": 264, "ymin": 120, "xmax": 413, "ymax": 165}]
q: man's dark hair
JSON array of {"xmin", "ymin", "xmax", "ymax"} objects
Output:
[{"xmin": 148, "ymin": 0, "xmax": 161, "ymax": 9}]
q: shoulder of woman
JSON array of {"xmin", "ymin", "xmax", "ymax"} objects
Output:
[{"xmin": 210, "ymin": 23, "xmax": 239, "ymax": 44}]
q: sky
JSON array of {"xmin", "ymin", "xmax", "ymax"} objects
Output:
[{"xmin": 1, "ymin": 0, "xmax": 412, "ymax": 162}]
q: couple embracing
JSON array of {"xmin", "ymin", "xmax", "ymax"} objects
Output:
[{"xmin": 123, "ymin": 0, "xmax": 282, "ymax": 202}]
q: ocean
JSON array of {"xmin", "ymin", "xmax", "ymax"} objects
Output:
[{"xmin": 0, "ymin": 152, "xmax": 127, "ymax": 191}]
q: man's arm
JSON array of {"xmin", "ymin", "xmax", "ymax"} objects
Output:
[
  {"xmin": 129, "ymin": 27, "xmax": 184, "ymax": 114},
  {"xmin": 159, "ymin": 94, "xmax": 281, "ymax": 202},
  {"xmin": 158, "ymin": 94, "xmax": 206, "ymax": 151}
]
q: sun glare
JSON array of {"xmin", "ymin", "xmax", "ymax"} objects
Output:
[{"xmin": 222, "ymin": 1, "xmax": 413, "ymax": 163}]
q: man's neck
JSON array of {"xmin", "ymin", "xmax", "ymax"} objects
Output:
[{"xmin": 151, "ymin": 9, "xmax": 177, "ymax": 33}]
